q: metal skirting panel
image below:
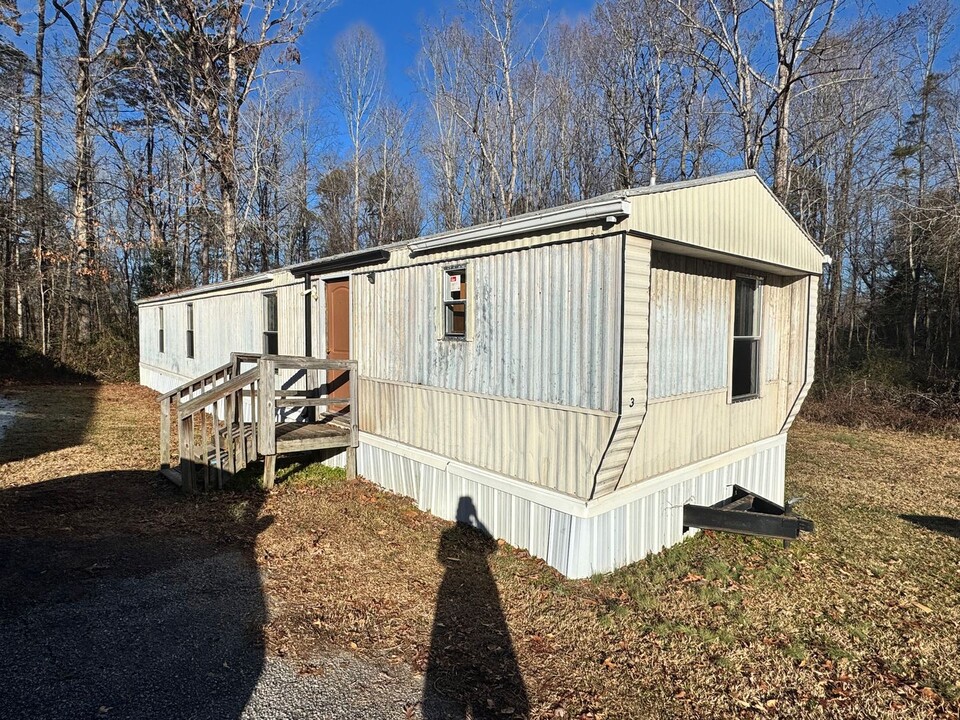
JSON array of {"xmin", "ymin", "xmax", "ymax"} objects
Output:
[
  {"xmin": 139, "ymin": 363, "xmax": 183, "ymax": 394},
  {"xmin": 353, "ymin": 234, "xmax": 623, "ymax": 412},
  {"xmin": 319, "ymin": 433, "xmax": 787, "ymax": 579},
  {"xmin": 566, "ymin": 436, "xmax": 786, "ymax": 576}
]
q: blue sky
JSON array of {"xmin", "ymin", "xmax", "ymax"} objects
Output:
[
  {"xmin": 297, "ymin": 0, "xmax": 595, "ymax": 102},
  {"xmin": 295, "ymin": 0, "xmax": 950, "ymax": 108}
]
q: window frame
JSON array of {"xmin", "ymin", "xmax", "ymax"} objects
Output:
[
  {"xmin": 441, "ymin": 266, "xmax": 469, "ymax": 340},
  {"xmin": 729, "ymin": 274, "xmax": 763, "ymax": 402},
  {"xmin": 158, "ymin": 306, "xmax": 165, "ymax": 354},
  {"xmin": 263, "ymin": 292, "xmax": 279, "ymax": 355},
  {"xmin": 185, "ymin": 302, "xmax": 195, "ymax": 359}
]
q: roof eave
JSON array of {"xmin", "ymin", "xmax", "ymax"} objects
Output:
[
  {"xmin": 289, "ymin": 248, "xmax": 391, "ymax": 278},
  {"xmin": 136, "ymin": 273, "xmax": 274, "ymax": 306},
  {"xmin": 409, "ymin": 198, "xmax": 632, "ymax": 255}
]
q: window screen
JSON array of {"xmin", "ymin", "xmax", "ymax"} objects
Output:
[
  {"xmin": 158, "ymin": 307, "xmax": 164, "ymax": 354},
  {"xmin": 443, "ymin": 268, "xmax": 467, "ymax": 338},
  {"xmin": 263, "ymin": 293, "xmax": 278, "ymax": 355},
  {"xmin": 185, "ymin": 303, "xmax": 195, "ymax": 359},
  {"xmin": 731, "ymin": 277, "xmax": 761, "ymax": 400}
]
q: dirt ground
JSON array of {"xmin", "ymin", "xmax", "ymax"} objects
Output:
[{"xmin": 0, "ymin": 382, "xmax": 957, "ymax": 719}]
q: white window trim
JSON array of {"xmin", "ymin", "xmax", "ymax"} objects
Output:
[
  {"xmin": 185, "ymin": 302, "xmax": 195, "ymax": 359},
  {"xmin": 438, "ymin": 264, "xmax": 473, "ymax": 341},
  {"xmin": 158, "ymin": 307, "xmax": 165, "ymax": 354},
  {"xmin": 728, "ymin": 274, "xmax": 763, "ymax": 403},
  {"xmin": 262, "ymin": 291, "xmax": 279, "ymax": 355}
]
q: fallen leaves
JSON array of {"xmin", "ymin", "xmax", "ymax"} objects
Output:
[{"xmin": 5, "ymin": 387, "xmax": 960, "ymax": 719}]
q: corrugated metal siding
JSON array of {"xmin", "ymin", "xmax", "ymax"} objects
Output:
[
  {"xmin": 627, "ymin": 175, "xmax": 823, "ymax": 273},
  {"xmin": 624, "ymin": 388, "xmax": 783, "ymax": 482},
  {"xmin": 353, "ymin": 235, "xmax": 623, "ymax": 412},
  {"xmin": 618, "ymin": 251, "xmax": 809, "ymax": 488},
  {"xmin": 782, "ymin": 276, "xmax": 819, "ymax": 432},
  {"xmin": 647, "ymin": 253, "xmax": 731, "ymax": 399},
  {"xmin": 359, "ymin": 377, "xmax": 616, "ymax": 498}
]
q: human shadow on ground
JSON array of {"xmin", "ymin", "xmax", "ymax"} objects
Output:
[
  {"xmin": 0, "ymin": 469, "xmax": 269, "ymax": 720},
  {"xmin": 423, "ymin": 496, "xmax": 530, "ymax": 720},
  {"xmin": 900, "ymin": 514, "xmax": 960, "ymax": 539}
]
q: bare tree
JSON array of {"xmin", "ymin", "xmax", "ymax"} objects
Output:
[
  {"xmin": 332, "ymin": 23, "xmax": 384, "ymax": 251},
  {"xmin": 128, "ymin": 0, "xmax": 320, "ymax": 279},
  {"xmin": 1, "ymin": 45, "xmax": 28, "ymax": 340},
  {"xmin": 368, "ymin": 101, "xmax": 422, "ymax": 244},
  {"xmin": 31, "ymin": 0, "xmax": 54, "ymax": 352},
  {"xmin": 673, "ymin": 0, "xmax": 846, "ymax": 197},
  {"xmin": 51, "ymin": 0, "xmax": 127, "ymax": 344}
]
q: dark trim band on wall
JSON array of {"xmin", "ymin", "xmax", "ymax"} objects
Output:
[{"xmin": 290, "ymin": 249, "xmax": 390, "ymax": 278}]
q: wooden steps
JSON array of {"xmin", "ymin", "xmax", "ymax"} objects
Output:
[{"xmin": 158, "ymin": 353, "xmax": 359, "ymax": 492}]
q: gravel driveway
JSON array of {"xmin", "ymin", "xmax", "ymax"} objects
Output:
[{"xmin": 0, "ymin": 532, "xmax": 427, "ymax": 719}]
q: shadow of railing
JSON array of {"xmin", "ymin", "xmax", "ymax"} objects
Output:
[
  {"xmin": 423, "ymin": 496, "xmax": 530, "ymax": 720},
  {"xmin": 0, "ymin": 468, "xmax": 270, "ymax": 719}
]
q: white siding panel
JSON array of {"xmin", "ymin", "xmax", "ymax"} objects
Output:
[
  {"xmin": 591, "ymin": 235, "xmax": 652, "ymax": 498},
  {"xmin": 138, "ymin": 271, "xmax": 308, "ymax": 386},
  {"xmin": 627, "ymin": 174, "xmax": 823, "ymax": 274},
  {"xmin": 359, "ymin": 377, "xmax": 616, "ymax": 498}
]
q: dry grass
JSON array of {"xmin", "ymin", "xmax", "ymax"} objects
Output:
[{"xmin": 1, "ymin": 383, "xmax": 958, "ymax": 719}]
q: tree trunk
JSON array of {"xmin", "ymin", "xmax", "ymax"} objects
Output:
[
  {"xmin": 33, "ymin": 0, "xmax": 48, "ymax": 353},
  {"xmin": 6, "ymin": 71, "xmax": 24, "ymax": 339},
  {"xmin": 772, "ymin": 82, "xmax": 792, "ymax": 198},
  {"xmin": 220, "ymin": 167, "xmax": 238, "ymax": 280},
  {"xmin": 352, "ymin": 142, "xmax": 361, "ymax": 251},
  {"xmin": 221, "ymin": 7, "xmax": 240, "ymax": 279},
  {"xmin": 71, "ymin": 8, "xmax": 96, "ymax": 344}
]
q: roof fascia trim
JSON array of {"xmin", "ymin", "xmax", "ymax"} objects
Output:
[{"xmin": 409, "ymin": 198, "xmax": 631, "ymax": 255}]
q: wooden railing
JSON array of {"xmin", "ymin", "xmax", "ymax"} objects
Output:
[
  {"xmin": 159, "ymin": 353, "xmax": 359, "ymax": 492},
  {"xmin": 175, "ymin": 365, "xmax": 262, "ymax": 492}
]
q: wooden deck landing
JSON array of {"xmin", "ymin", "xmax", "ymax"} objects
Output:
[{"xmin": 275, "ymin": 421, "xmax": 352, "ymax": 453}]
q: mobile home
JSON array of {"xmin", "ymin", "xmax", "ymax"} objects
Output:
[{"xmin": 138, "ymin": 170, "xmax": 824, "ymax": 578}]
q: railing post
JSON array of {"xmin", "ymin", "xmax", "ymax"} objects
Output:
[
  {"xmin": 179, "ymin": 415, "xmax": 195, "ymax": 493},
  {"xmin": 306, "ymin": 367, "xmax": 318, "ymax": 422},
  {"xmin": 258, "ymin": 358, "xmax": 277, "ymax": 490},
  {"xmin": 225, "ymin": 392, "xmax": 237, "ymax": 475},
  {"xmin": 346, "ymin": 361, "xmax": 358, "ymax": 481},
  {"xmin": 160, "ymin": 396, "xmax": 171, "ymax": 469}
]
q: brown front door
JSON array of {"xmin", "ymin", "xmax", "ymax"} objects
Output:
[{"xmin": 325, "ymin": 278, "xmax": 351, "ymax": 407}]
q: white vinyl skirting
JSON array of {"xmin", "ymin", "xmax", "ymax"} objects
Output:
[{"xmin": 322, "ymin": 431, "xmax": 787, "ymax": 579}]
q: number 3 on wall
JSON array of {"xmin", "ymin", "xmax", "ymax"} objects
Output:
[{"xmin": 628, "ymin": 398, "xmax": 635, "ymax": 408}]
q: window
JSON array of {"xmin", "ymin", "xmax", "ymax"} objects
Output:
[
  {"xmin": 158, "ymin": 307, "xmax": 164, "ymax": 354},
  {"xmin": 185, "ymin": 303, "xmax": 195, "ymax": 359},
  {"xmin": 263, "ymin": 293, "xmax": 278, "ymax": 355},
  {"xmin": 443, "ymin": 267, "xmax": 467, "ymax": 338},
  {"xmin": 731, "ymin": 276, "xmax": 761, "ymax": 400}
]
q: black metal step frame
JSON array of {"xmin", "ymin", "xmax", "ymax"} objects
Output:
[{"xmin": 682, "ymin": 484, "xmax": 814, "ymax": 541}]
